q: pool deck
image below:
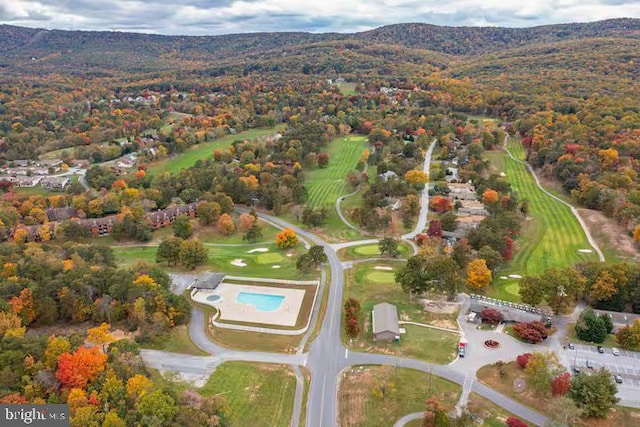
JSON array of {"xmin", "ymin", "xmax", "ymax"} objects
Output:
[{"xmin": 192, "ymin": 283, "xmax": 305, "ymax": 327}]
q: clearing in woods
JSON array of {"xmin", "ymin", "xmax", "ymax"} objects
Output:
[
  {"xmin": 486, "ymin": 139, "xmax": 599, "ymax": 301},
  {"xmin": 199, "ymin": 362, "xmax": 296, "ymax": 427}
]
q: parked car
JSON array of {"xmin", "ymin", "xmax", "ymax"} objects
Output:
[
  {"xmin": 613, "ymin": 374, "xmax": 623, "ymax": 384},
  {"xmin": 586, "ymin": 359, "xmax": 593, "ymax": 369},
  {"xmin": 568, "ymin": 342, "xmax": 575, "ymax": 350},
  {"xmin": 597, "ymin": 346, "xmax": 604, "ymax": 353},
  {"xmin": 458, "ymin": 340, "xmax": 467, "ymax": 358},
  {"xmin": 612, "ymin": 347, "xmax": 620, "ymax": 356},
  {"xmin": 573, "ymin": 365, "xmax": 581, "ymax": 374}
]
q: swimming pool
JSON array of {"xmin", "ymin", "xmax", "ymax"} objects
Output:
[{"xmin": 236, "ymin": 292, "xmax": 285, "ymax": 312}]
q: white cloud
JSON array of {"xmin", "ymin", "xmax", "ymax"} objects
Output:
[{"xmin": 0, "ymin": 0, "xmax": 639, "ymax": 34}]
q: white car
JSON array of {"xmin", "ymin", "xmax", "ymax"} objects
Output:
[{"xmin": 612, "ymin": 347, "xmax": 620, "ymax": 356}]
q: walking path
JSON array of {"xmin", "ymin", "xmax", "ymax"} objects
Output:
[
  {"xmin": 143, "ymin": 208, "xmax": 554, "ymax": 427},
  {"xmin": 502, "ymin": 137, "xmax": 605, "ymax": 262}
]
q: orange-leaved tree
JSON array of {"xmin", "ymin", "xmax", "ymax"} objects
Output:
[
  {"xmin": 467, "ymin": 258, "xmax": 492, "ymax": 290},
  {"xmin": 56, "ymin": 345, "xmax": 107, "ymax": 389},
  {"xmin": 482, "ymin": 189, "xmax": 499, "ymax": 204},
  {"xmin": 275, "ymin": 228, "xmax": 298, "ymax": 249}
]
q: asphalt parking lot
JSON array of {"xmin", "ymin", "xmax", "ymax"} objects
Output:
[{"xmin": 560, "ymin": 343, "xmax": 640, "ymax": 407}]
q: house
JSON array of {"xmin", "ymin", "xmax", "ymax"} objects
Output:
[
  {"xmin": 37, "ymin": 159, "xmax": 63, "ymax": 168},
  {"xmin": 457, "ymin": 200, "xmax": 488, "ymax": 217},
  {"xmin": 445, "ymin": 167, "xmax": 459, "ymax": 183},
  {"xmin": 40, "ymin": 177, "xmax": 70, "ymax": 191},
  {"xmin": 379, "ymin": 170, "xmax": 398, "ymax": 182},
  {"xmin": 46, "ymin": 207, "xmax": 83, "ymax": 222},
  {"xmin": 115, "ymin": 158, "xmax": 135, "ymax": 169},
  {"xmin": 145, "ymin": 202, "xmax": 198, "ymax": 230},
  {"xmin": 12, "ymin": 176, "xmax": 43, "ymax": 187},
  {"xmin": 372, "ymin": 303, "xmax": 400, "ymax": 342},
  {"xmin": 448, "ymin": 182, "xmax": 477, "ymax": 201},
  {"xmin": 11, "ymin": 160, "xmax": 30, "ymax": 168},
  {"xmin": 384, "ymin": 197, "xmax": 402, "ymax": 211},
  {"xmin": 455, "ymin": 215, "xmax": 485, "ymax": 230},
  {"xmin": 76, "ymin": 217, "xmax": 116, "ymax": 237}
]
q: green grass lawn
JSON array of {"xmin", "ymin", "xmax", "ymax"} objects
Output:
[
  {"xmin": 339, "ymin": 365, "xmax": 460, "ymax": 427},
  {"xmin": 336, "ymin": 82, "xmax": 357, "ymax": 95},
  {"xmin": 342, "ymin": 261, "xmax": 459, "ymax": 364},
  {"xmin": 303, "ymin": 135, "xmax": 369, "ymax": 240},
  {"xmin": 112, "ymin": 242, "xmax": 312, "ymax": 279},
  {"xmin": 486, "ymin": 142, "xmax": 599, "ymax": 301},
  {"xmin": 199, "ymin": 362, "xmax": 296, "ymax": 427},
  {"xmin": 146, "ymin": 126, "xmax": 279, "ymax": 176},
  {"xmin": 338, "ymin": 242, "xmax": 413, "ymax": 261},
  {"xmin": 140, "ymin": 324, "xmax": 207, "ymax": 356},
  {"xmin": 196, "ymin": 219, "xmax": 280, "ymax": 245}
]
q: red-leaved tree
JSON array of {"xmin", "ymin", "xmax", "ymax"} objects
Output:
[
  {"xmin": 426, "ymin": 220, "xmax": 443, "ymax": 238},
  {"xmin": 512, "ymin": 321, "xmax": 548, "ymax": 344},
  {"xmin": 55, "ymin": 346, "xmax": 107, "ymax": 389},
  {"xmin": 506, "ymin": 417, "xmax": 528, "ymax": 427},
  {"xmin": 479, "ymin": 308, "xmax": 503, "ymax": 325},
  {"xmin": 516, "ymin": 353, "xmax": 532, "ymax": 369},
  {"xmin": 551, "ymin": 372, "xmax": 572, "ymax": 396}
]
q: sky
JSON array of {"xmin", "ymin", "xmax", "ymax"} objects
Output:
[{"xmin": 1, "ymin": 0, "xmax": 639, "ymax": 35}]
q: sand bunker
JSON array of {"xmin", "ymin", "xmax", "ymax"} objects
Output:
[
  {"xmin": 374, "ymin": 266, "xmax": 393, "ymax": 271},
  {"xmin": 500, "ymin": 276, "xmax": 508, "ymax": 280},
  {"xmin": 247, "ymin": 247, "xmax": 269, "ymax": 253},
  {"xmin": 500, "ymin": 172, "xmax": 506, "ymax": 177},
  {"xmin": 508, "ymin": 274, "xmax": 523, "ymax": 279},
  {"xmin": 286, "ymin": 253, "xmax": 294, "ymax": 257},
  {"xmin": 230, "ymin": 259, "xmax": 247, "ymax": 267},
  {"xmin": 272, "ymin": 265, "xmax": 281, "ymax": 269},
  {"xmin": 577, "ymin": 249, "xmax": 593, "ymax": 253}
]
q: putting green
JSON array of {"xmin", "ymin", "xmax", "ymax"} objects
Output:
[
  {"xmin": 256, "ymin": 252, "xmax": 285, "ymax": 264},
  {"xmin": 366, "ymin": 271, "xmax": 396, "ymax": 283},
  {"xmin": 503, "ymin": 281, "xmax": 520, "ymax": 299},
  {"xmin": 353, "ymin": 244, "xmax": 381, "ymax": 256}
]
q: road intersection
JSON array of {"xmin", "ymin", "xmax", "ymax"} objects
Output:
[{"xmin": 143, "ymin": 139, "xmax": 554, "ymax": 426}]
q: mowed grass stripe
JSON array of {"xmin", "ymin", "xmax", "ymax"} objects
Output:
[
  {"xmin": 489, "ymin": 142, "xmax": 598, "ymax": 301},
  {"xmin": 305, "ymin": 136, "xmax": 368, "ymax": 209}
]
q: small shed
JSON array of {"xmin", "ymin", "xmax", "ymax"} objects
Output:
[{"xmin": 372, "ymin": 303, "xmax": 400, "ymax": 342}]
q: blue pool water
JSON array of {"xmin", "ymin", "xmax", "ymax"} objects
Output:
[
  {"xmin": 206, "ymin": 295, "xmax": 221, "ymax": 302},
  {"xmin": 236, "ymin": 292, "xmax": 285, "ymax": 312}
]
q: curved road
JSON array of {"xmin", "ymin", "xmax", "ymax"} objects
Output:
[
  {"xmin": 144, "ymin": 198, "xmax": 552, "ymax": 427},
  {"xmin": 403, "ymin": 138, "xmax": 438, "ymax": 240}
]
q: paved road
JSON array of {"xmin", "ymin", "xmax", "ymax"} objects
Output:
[
  {"xmin": 144, "ymin": 208, "xmax": 554, "ymax": 427},
  {"xmin": 403, "ymin": 138, "xmax": 438, "ymax": 240}
]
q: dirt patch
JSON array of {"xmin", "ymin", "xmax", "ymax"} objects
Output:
[
  {"xmin": 578, "ymin": 208, "xmax": 640, "ymax": 261},
  {"xmin": 431, "ymin": 319, "xmax": 458, "ymax": 330},
  {"xmin": 418, "ymin": 298, "xmax": 459, "ymax": 314}
]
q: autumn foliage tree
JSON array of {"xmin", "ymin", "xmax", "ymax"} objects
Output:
[
  {"xmin": 429, "ymin": 196, "xmax": 453, "ymax": 213},
  {"xmin": 237, "ymin": 213, "xmax": 256, "ymax": 232},
  {"xmin": 516, "ymin": 353, "xmax": 532, "ymax": 369},
  {"xmin": 512, "ymin": 321, "xmax": 548, "ymax": 344},
  {"xmin": 344, "ymin": 298, "xmax": 361, "ymax": 338},
  {"xmin": 275, "ymin": 228, "xmax": 298, "ymax": 249},
  {"xmin": 506, "ymin": 417, "xmax": 528, "ymax": 427},
  {"xmin": 9, "ymin": 288, "xmax": 36, "ymax": 325},
  {"xmin": 404, "ymin": 169, "xmax": 428, "ymax": 186},
  {"xmin": 482, "ymin": 188, "xmax": 499, "ymax": 204},
  {"xmin": 426, "ymin": 220, "xmax": 443, "ymax": 238},
  {"xmin": 56, "ymin": 345, "xmax": 107, "ymax": 389},
  {"xmin": 87, "ymin": 322, "xmax": 114, "ymax": 351},
  {"xmin": 466, "ymin": 258, "xmax": 492, "ymax": 290},
  {"xmin": 552, "ymin": 372, "xmax": 572, "ymax": 396},
  {"xmin": 215, "ymin": 213, "xmax": 236, "ymax": 235},
  {"xmin": 479, "ymin": 308, "xmax": 503, "ymax": 325}
]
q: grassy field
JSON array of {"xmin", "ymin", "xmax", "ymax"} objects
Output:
[
  {"xmin": 146, "ymin": 126, "xmax": 279, "ymax": 176},
  {"xmin": 140, "ymin": 324, "xmax": 207, "ymax": 356},
  {"xmin": 486, "ymin": 141, "xmax": 599, "ymax": 301},
  {"xmin": 336, "ymin": 82, "xmax": 358, "ymax": 95},
  {"xmin": 303, "ymin": 135, "xmax": 369, "ymax": 241},
  {"xmin": 195, "ymin": 218, "xmax": 280, "ymax": 244},
  {"xmin": 337, "ymin": 241, "xmax": 413, "ymax": 261},
  {"xmin": 339, "ymin": 365, "xmax": 460, "ymax": 427},
  {"xmin": 112, "ymin": 242, "xmax": 311, "ymax": 279},
  {"xmin": 199, "ymin": 362, "xmax": 296, "ymax": 427},
  {"xmin": 342, "ymin": 261, "xmax": 459, "ymax": 364}
]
